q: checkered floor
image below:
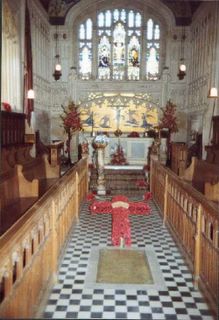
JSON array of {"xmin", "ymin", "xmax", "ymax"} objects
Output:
[{"xmin": 42, "ymin": 197, "xmax": 214, "ymax": 319}]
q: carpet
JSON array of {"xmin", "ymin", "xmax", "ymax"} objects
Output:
[{"xmin": 96, "ymin": 249, "xmax": 154, "ymax": 284}]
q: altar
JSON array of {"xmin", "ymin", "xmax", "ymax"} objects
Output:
[{"xmin": 87, "ymin": 136, "xmax": 167, "ymax": 165}]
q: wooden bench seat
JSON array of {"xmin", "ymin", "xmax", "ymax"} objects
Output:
[
  {"xmin": 20, "ymin": 154, "xmax": 60, "ymax": 196},
  {"xmin": 182, "ymin": 156, "xmax": 219, "ymax": 202},
  {"xmin": 0, "ymin": 166, "xmax": 39, "ymax": 235},
  {"xmin": 1, "ymin": 145, "xmax": 60, "ymax": 196},
  {"xmin": 1, "ymin": 144, "xmax": 34, "ymax": 174}
]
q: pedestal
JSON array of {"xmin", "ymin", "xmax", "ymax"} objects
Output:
[
  {"xmin": 96, "ymin": 147, "xmax": 107, "ymax": 195},
  {"xmin": 92, "ymin": 135, "xmax": 109, "ymax": 195}
]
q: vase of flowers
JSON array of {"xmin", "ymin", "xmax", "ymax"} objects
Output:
[
  {"xmin": 60, "ymin": 100, "xmax": 81, "ymax": 164},
  {"xmin": 158, "ymin": 100, "xmax": 178, "ymax": 165}
]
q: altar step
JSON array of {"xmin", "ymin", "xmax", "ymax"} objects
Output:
[{"xmin": 89, "ymin": 168, "xmax": 147, "ymax": 195}]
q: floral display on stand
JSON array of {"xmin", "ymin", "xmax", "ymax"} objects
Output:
[
  {"xmin": 110, "ymin": 143, "xmax": 128, "ymax": 165},
  {"xmin": 159, "ymin": 100, "xmax": 178, "ymax": 133},
  {"xmin": 159, "ymin": 100, "xmax": 178, "ymax": 165},
  {"xmin": 60, "ymin": 101, "xmax": 81, "ymax": 164}
]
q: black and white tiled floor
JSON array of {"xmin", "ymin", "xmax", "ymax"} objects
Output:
[{"xmin": 42, "ymin": 197, "xmax": 213, "ymax": 319}]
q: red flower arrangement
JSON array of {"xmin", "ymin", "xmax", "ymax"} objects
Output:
[
  {"xmin": 60, "ymin": 101, "xmax": 81, "ymax": 164},
  {"xmin": 86, "ymin": 193, "xmax": 96, "ymax": 202},
  {"xmin": 88, "ymin": 193, "xmax": 152, "ymax": 247},
  {"xmin": 112, "ymin": 207, "xmax": 131, "ymax": 247},
  {"xmin": 127, "ymin": 131, "xmax": 140, "ymax": 138},
  {"xmin": 110, "ymin": 144, "xmax": 128, "ymax": 165},
  {"xmin": 112, "ymin": 195, "xmax": 129, "ymax": 203},
  {"xmin": 60, "ymin": 101, "xmax": 81, "ymax": 133},
  {"xmin": 143, "ymin": 191, "xmax": 153, "ymax": 201},
  {"xmin": 2, "ymin": 102, "xmax": 12, "ymax": 112},
  {"xmin": 90, "ymin": 201, "xmax": 112, "ymax": 214},
  {"xmin": 135, "ymin": 179, "xmax": 148, "ymax": 188},
  {"xmin": 159, "ymin": 100, "xmax": 178, "ymax": 133},
  {"xmin": 128, "ymin": 202, "xmax": 151, "ymax": 215}
]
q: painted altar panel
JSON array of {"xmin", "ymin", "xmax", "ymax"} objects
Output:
[{"xmin": 79, "ymin": 93, "xmax": 158, "ymax": 133}]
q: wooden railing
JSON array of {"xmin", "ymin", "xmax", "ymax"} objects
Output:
[
  {"xmin": 150, "ymin": 157, "xmax": 219, "ymax": 318},
  {"xmin": 0, "ymin": 158, "xmax": 88, "ymax": 318}
]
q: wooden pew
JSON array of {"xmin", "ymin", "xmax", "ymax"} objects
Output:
[
  {"xmin": 1, "ymin": 144, "xmax": 34, "ymax": 174},
  {"xmin": 1, "ymin": 145, "xmax": 60, "ymax": 196},
  {"xmin": 0, "ymin": 166, "xmax": 38, "ymax": 235},
  {"xmin": 20, "ymin": 154, "xmax": 60, "ymax": 196},
  {"xmin": 204, "ymin": 181, "xmax": 219, "ymax": 202},
  {"xmin": 182, "ymin": 157, "xmax": 219, "ymax": 201}
]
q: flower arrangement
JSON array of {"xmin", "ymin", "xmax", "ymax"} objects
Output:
[
  {"xmin": 143, "ymin": 191, "xmax": 153, "ymax": 201},
  {"xmin": 110, "ymin": 144, "xmax": 128, "ymax": 165},
  {"xmin": 60, "ymin": 100, "xmax": 81, "ymax": 164},
  {"xmin": 159, "ymin": 100, "xmax": 178, "ymax": 133},
  {"xmin": 127, "ymin": 131, "xmax": 140, "ymax": 138},
  {"xmin": 2, "ymin": 102, "xmax": 12, "ymax": 112},
  {"xmin": 60, "ymin": 101, "xmax": 81, "ymax": 134},
  {"xmin": 135, "ymin": 179, "xmax": 148, "ymax": 189},
  {"xmin": 86, "ymin": 192, "xmax": 96, "ymax": 202},
  {"xmin": 158, "ymin": 100, "xmax": 178, "ymax": 165}
]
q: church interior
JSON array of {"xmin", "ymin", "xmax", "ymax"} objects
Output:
[{"xmin": 0, "ymin": 0, "xmax": 219, "ymax": 319}]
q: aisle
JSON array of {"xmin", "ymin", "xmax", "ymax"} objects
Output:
[{"xmin": 42, "ymin": 197, "xmax": 213, "ymax": 319}]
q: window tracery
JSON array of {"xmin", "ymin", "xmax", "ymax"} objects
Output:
[{"xmin": 78, "ymin": 9, "xmax": 161, "ymax": 80}]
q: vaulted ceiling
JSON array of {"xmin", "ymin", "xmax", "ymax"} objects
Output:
[{"xmin": 39, "ymin": 0, "xmax": 203, "ymax": 25}]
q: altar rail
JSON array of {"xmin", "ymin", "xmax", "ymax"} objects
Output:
[
  {"xmin": 150, "ymin": 157, "xmax": 219, "ymax": 318},
  {"xmin": 0, "ymin": 158, "xmax": 88, "ymax": 318}
]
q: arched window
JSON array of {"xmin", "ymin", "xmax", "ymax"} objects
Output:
[
  {"xmin": 146, "ymin": 19, "xmax": 160, "ymax": 80},
  {"xmin": 79, "ymin": 18, "xmax": 92, "ymax": 79},
  {"xmin": 78, "ymin": 9, "xmax": 161, "ymax": 80}
]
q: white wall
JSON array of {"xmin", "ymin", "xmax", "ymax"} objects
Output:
[
  {"xmin": 188, "ymin": 2, "xmax": 219, "ymax": 157},
  {"xmin": 29, "ymin": 0, "xmax": 52, "ymax": 143}
]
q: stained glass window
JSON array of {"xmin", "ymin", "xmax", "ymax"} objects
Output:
[
  {"xmin": 128, "ymin": 36, "xmax": 140, "ymax": 80},
  {"xmin": 113, "ymin": 23, "xmax": 126, "ymax": 79},
  {"xmin": 78, "ymin": 10, "xmax": 161, "ymax": 80},
  {"xmin": 105, "ymin": 10, "xmax": 112, "ymax": 27},
  {"xmin": 79, "ymin": 19, "xmax": 92, "ymax": 79},
  {"xmin": 98, "ymin": 36, "xmax": 111, "ymax": 79},
  {"xmin": 146, "ymin": 19, "xmax": 160, "ymax": 79}
]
